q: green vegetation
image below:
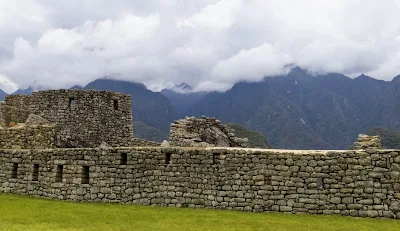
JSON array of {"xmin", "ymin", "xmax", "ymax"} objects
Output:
[
  {"xmin": 368, "ymin": 127, "xmax": 400, "ymax": 149},
  {"xmin": 186, "ymin": 68, "xmax": 400, "ymax": 149},
  {"xmin": 133, "ymin": 121, "xmax": 168, "ymax": 142},
  {"xmin": 1, "ymin": 194, "xmax": 400, "ymax": 231},
  {"xmin": 227, "ymin": 123, "xmax": 272, "ymax": 148}
]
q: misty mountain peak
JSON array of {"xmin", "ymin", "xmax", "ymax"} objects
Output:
[
  {"xmin": 170, "ymin": 82, "xmax": 193, "ymax": 93},
  {"xmin": 286, "ymin": 66, "xmax": 313, "ymax": 80},
  {"xmin": 177, "ymin": 82, "xmax": 192, "ymax": 90},
  {"xmin": 392, "ymin": 75, "xmax": 400, "ymax": 84},
  {"xmin": 12, "ymin": 86, "xmax": 46, "ymax": 95},
  {"xmin": 356, "ymin": 73, "xmax": 370, "ymax": 79}
]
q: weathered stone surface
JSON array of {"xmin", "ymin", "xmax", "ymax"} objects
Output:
[
  {"xmin": 169, "ymin": 116, "xmax": 248, "ymax": 148},
  {"xmin": 99, "ymin": 142, "xmax": 111, "ymax": 149},
  {"xmin": 0, "ymin": 124, "xmax": 56, "ymax": 149},
  {"xmin": 161, "ymin": 140, "xmax": 170, "ymax": 147},
  {"xmin": 25, "ymin": 114, "xmax": 50, "ymax": 126},
  {"xmin": 352, "ymin": 134, "xmax": 382, "ymax": 150},
  {"xmin": 131, "ymin": 138, "xmax": 160, "ymax": 147}
]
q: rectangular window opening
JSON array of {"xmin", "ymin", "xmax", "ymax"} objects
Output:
[
  {"xmin": 56, "ymin": 165, "xmax": 63, "ymax": 183},
  {"xmin": 32, "ymin": 164, "xmax": 39, "ymax": 181},
  {"xmin": 317, "ymin": 177, "xmax": 324, "ymax": 190},
  {"xmin": 213, "ymin": 153, "xmax": 220, "ymax": 165},
  {"xmin": 113, "ymin": 99, "xmax": 119, "ymax": 110},
  {"xmin": 82, "ymin": 166, "xmax": 90, "ymax": 184},
  {"xmin": 165, "ymin": 153, "xmax": 172, "ymax": 165},
  {"xmin": 11, "ymin": 163, "xmax": 18, "ymax": 179},
  {"xmin": 121, "ymin": 153, "xmax": 127, "ymax": 165},
  {"xmin": 69, "ymin": 97, "xmax": 76, "ymax": 108}
]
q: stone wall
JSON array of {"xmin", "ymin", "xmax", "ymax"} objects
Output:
[
  {"xmin": 0, "ymin": 102, "xmax": 30, "ymax": 127},
  {"xmin": 1, "ymin": 147, "xmax": 400, "ymax": 219},
  {"xmin": 353, "ymin": 134, "xmax": 383, "ymax": 150},
  {"xmin": 131, "ymin": 138, "xmax": 160, "ymax": 147},
  {"xmin": 5, "ymin": 94, "xmax": 31, "ymax": 110},
  {"xmin": 5, "ymin": 90, "xmax": 134, "ymax": 148},
  {"xmin": 0, "ymin": 125, "xmax": 56, "ymax": 149},
  {"xmin": 170, "ymin": 116, "xmax": 248, "ymax": 148}
]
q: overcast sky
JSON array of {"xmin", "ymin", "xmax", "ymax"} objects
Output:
[{"xmin": 1, "ymin": 0, "xmax": 400, "ymax": 93}]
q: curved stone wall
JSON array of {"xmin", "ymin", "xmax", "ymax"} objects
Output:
[{"xmin": 1, "ymin": 147, "xmax": 400, "ymax": 219}]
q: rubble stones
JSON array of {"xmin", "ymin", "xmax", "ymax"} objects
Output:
[
  {"xmin": 99, "ymin": 142, "xmax": 111, "ymax": 149},
  {"xmin": 25, "ymin": 114, "xmax": 51, "ymax": 126},
  {"xmin": 169, "ymin": 116, "xmax": 248, "ymax": 148},
  {"xmin": 130, "ymin": 138, "xmax": 160, "ymax": 147},
  {"xmin": 161, "ymin": 140, "xmax": 170, "ymax": 147},
  {"xmin": 352, "ymin": 134, "xmax": 382, "ymax": 150}
]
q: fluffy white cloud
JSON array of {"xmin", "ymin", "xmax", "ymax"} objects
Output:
[
  {"xmin": 0, "ymin": 0, "xmax": 400, "ymax": 92},
  {"xmin": 0, "ymin": 74, "xmax": 18, "ymax": 93}
]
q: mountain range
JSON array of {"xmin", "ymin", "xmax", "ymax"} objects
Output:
[
  {"xmin": 3, "ymin": 67, "xmax": 400, "ymax": 149},
  {"xmin": 160, "ymin": 83, "xmax": 207, "ymax": 117},
  {"xmin": 0, "ymin": 89, "xmax": 6, "ymax": 101},
  {"xmin": 368, "ymin": 127, "xmax": 400, "ymax": 149},
  {"xmin": 183, "ymin": 67, "xmax": 400, "ymax": 149}
]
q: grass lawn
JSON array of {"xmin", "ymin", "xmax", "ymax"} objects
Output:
[{"xmin": 0, "ymin": 194, "xmax": 399, "ymax": 231}]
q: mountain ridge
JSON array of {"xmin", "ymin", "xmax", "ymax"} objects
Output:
[
  {"xmin": 161, "ymin": 83, "xmax": 207, "ymax": 117},
  {"xmin": 0, "ymin": 89, "xmax": 6, "ymax": 101},
  {"xmin": 5, "ymin": 68, "xmax": 400, "ymax": 149},
  {"xmin": 182, "ymin": 68, "xmax": 398, "ymax": 149}
]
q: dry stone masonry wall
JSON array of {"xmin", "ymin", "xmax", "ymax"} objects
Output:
[
  {"xmin": 3, "ymin": 90, "xmax": 134, "ymax": 148},
  {"xmin": 28, "ymin": 90, "xmax": 134, "ymax": 148},
  {"xmin": 1, "ymin": 147, "xmax": 400, "ymax": 219},
  {"xmin": 5, "ymin": 94, "xmax": 31, "ymax": 110},
  {"xmin": 131, "ymin": 138, "xmax": 160, "ymax": 147},
  {"xmin": 0, "ymin": 102, "xmax": 30, "ymax": 127},
  {"xmin": 0, "ymin": 125, "xmax": 55, "ymax": 149},
  {"xmin": 352, "ymin": 134, "xmax": 383, "ymax": 150},
  {"xmin": 169, "ymin": 116, "xmax": 248, "ymax": 148}
]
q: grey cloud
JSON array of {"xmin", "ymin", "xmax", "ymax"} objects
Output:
[{"xmin": 0, "ymin": 0, "xmax": 400, "ymax": 92}]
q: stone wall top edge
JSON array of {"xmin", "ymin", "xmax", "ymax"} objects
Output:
[
  {"xmin": 1, "ymin": 147, "xmax": 398, "ymax": 155},
  {"xmin": 1, "ymin": 124, "xmax": 56, "ymax": 130},
  {"xmin": 30, "ymin": 89, "xmax": 130, "ymax": 97}
]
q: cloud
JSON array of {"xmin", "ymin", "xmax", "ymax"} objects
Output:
[
  {"xmin": 0, "ymin": 13, "xmax": 160, "ymax": 89},
  {"xmin": 0, "ymin": 74, "xmax": 18, "ymax": 93},
  {"xmin": 0, "ymin": 0, "xmax": 400, "ymax": 92},
  {"xmin": 197, "ymin": 43, "xmax": 292, "ymax": 91},
  {"xmin": 180, "ymin": 0, "xmax": 242, "ymax": 30}
]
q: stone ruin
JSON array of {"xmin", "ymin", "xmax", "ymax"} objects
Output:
[
  {"xmin": 3, "ymin": 89, "xmax": 400, "ymax": 220},
  {"xmin": 0, "ymin": 90, "xmax": 250, "ymax": 149},
  {"xmin": 169, "ymin": 116, "xmax": 248, "ymax": 148},
  {"xmin": 352, "ymin": 134, "xmax": 383, "ymax": 150},
  {"xmin": 0, "ymin": 89, "xmax": 159, "ymax": 149}
]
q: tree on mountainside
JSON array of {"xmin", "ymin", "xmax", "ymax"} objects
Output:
[
  {"xmin": 227, "ymin": 123, "xmax": 272, "ymax": 148},
  {"xmin": 368, "ymin": 127, "xmax": 400, "ymax": 149}
]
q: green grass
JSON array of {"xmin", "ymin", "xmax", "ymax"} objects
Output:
[{"xmin": 0, "ymin": 194, "xmax": 399, "ymax": 231}]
